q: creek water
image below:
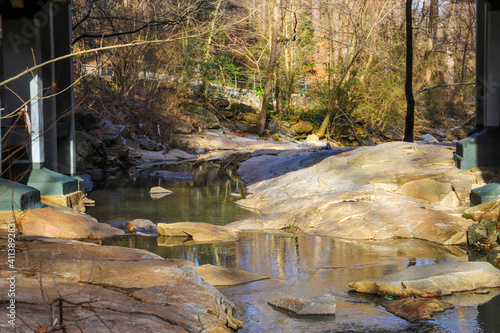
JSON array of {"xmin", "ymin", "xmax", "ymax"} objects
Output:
[{"xmin": 86, "ymin": 162, "xmax": 500, "ymax": 333}]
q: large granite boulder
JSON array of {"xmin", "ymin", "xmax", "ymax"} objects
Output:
[
  {"xmin": 0, "ymin": 237, "xmax": 242, "ymax": 332},
  {"xmin": 229, "ymin": 142, "xmax": 478, "ymax": 245}
]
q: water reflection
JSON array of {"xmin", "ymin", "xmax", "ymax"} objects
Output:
[
  {"xmin": 86, "ymin": 162, "xmax": 255, "ymax": 225},
  {"xmin": 99, "ymin": 231, "xmax": 498, "ymax": 333}
]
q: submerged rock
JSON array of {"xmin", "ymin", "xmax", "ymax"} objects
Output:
[
  {"xmin": 157, "ymin": 222, "xmax": 239, "ymax": 243},
  {"xmin": 268, "ymin": 294, "xmax": 336, "ymax": 315},
  {"xmin": 348, "ymin": 262, "xmax": 500, "ymax": 297},
  {"xmin": 195, "ymin": 264, "xmax": 268, "ymax": 286},
  {"xmin": 381, "ymin": 298, "xmax": 454, "ymax": 322}
]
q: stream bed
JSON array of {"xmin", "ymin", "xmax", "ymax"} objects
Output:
[{"xmin": 86, "ymin": 162, "xmax": 500, "ymax": 333}]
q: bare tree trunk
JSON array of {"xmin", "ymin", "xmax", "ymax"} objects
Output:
[
  {"xmin": 404, "ymin": 0, "xmax": 415, "ymax": 142},
  {"xmin": 258, "ymin": 0, "xmax": 279, "ymax": 135}
]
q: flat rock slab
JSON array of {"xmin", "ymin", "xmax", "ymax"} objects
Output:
[
  {"xmin": 150, "ymin": 170, "xmax": 196, "ymax": 181},
  {"xmin": 268, "ymin": 294, "xmax": 336, "ymax": 315},
  {"xmin": 381, "ymin": 298, "xmax": 454, "ymax": 322},
  {"xmin": 157, "ymin": 222, "xmax": 239, "ymax": 242},
  {"xmin": 196, "ymin": 264, "xmax": 268, "ymax": 286},
  {"xmin": 349, "ymin": 262, "xmax": 500, "ymax": 297},
  {"xmin": 230, "ymin": 142, "xmax": 478, "ymax": 245},
  {"xmin": 196, "ymin": 264, "xmax": 269, "ymax": 287},
  {"xmin": 0, "ymin": 237, "xmax": 242, "ymax": 332},
  {"xmin": 17, "ymin": 207, "xmax": 124, "ymax": 239}
]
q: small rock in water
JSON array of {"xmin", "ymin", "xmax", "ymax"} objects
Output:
[
  {"xmin": 381, "ymin": 298, "xmax": 454, "ymax": 322},
  {"xmin": 126, "ymin": 219, "xmax": 157, "ymax": 233},
  {"xmin": 268, "ymin": 294, "xmax": 336, "ymax": 315},
  {"xmin": 149, "ymin": 186, "xmax": 173, "ymax": 199},
  {"xmin": 157, "ymin": 222, "xmax": 239, "ymax": 243},
  {"xmin": 230, "ymin": 192, "xmax": 242, "ymax": 198}
]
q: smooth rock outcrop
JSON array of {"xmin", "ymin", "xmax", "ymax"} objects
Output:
[
  {"xmin": 17, "ymin": 207, "xmax": 124, "ymax": 239},
  {"xmin": 157, "ymin": 222, "xmax": 239, "ymax": 242},
  {"xmin": 0, "ymin": 237, "xmax": 242, "ymax": 332},
  {"xmin": 268, "ymin": 294, "xmax": 336, "ymax": 315},
  {"xmin": 381, "ymin": 298, "xmax": 454, "ymax": 322},
  {"xmin": 229, "ymin": 142, "xmax": 477, "ymax": 244},
  {"xmin": 196, "ymin": 264, "xmax": 268, "ymax": 286},
  {"xmin": 348, "ymin": 262, "xmax": 500, "ymax": 297}
]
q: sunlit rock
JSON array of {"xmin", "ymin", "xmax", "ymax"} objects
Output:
[
  {"xmin": 233, "ymin": 142, "xmax": 477, "ymax": 244},
  {"xmin": 348, "ymin": 262, "xmax": 500, "ymax": 297},
  {"xmin": 268, "ymin": 294, "xmax": 336, "ymax": 315},
  {"xmin": 157, "ymin": 222, "xmax": 239, "ymax": 243},
  {"xmin": 0, "ymin": 237, "xmax": 242, "ymax": 332},
  {"xmin": 196, "ymin": 264, "xmax": 268, "ymax": 286},
  {"xmin": 17, "ymin": 207, "xmax": 124, "ymax": 239},
  {"xmin": 149, "ymin": 186, "xmax": 173, "ymax": 199}
]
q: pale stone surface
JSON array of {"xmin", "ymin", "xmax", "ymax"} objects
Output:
[
  {"xmin": 268, "ymin": 294, "xmax": 336, "ymax": 315},
  {"xmin": 126, "ymin": 219, "xmax": 157, "ymax": 232},
  {"xmin": 157, "ymin": 222, "xmax": 239, "ymax": 242},
  {"xmin": 17, "ymin": 207, "xmax": 124, "ymax": 239},
  {"xmin": 348, "ymin": 262, "xmax": 500, "ymax": 297},
  {"xmin": 395, "ymin": 178, "xmax": 452, "ymax": 202},
  {"xmin": 0, "ymin": 238, "xmax": 242, "ymax": 332},
  {"xmin": 440, "ymin": 190, "xmax": 462, "ymax": 208},
  {"xmin": 230, "ymin": 142, "xmax": 477, "ymax": 244},
  {"xmin": 195, "ymin": 264, "xmax": 268, "ymax": 286},
  {"xmin": 150, "ymin": 186, "xmax": 173, "ymax": 194},
  {"xmin": 381, "ymin": 298, "xmax": 454, "ymax": 322}
]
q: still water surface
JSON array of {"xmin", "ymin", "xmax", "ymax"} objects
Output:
[{"xmin": 87, "ymin": 162, "xmax": 500, "ymax": 333}]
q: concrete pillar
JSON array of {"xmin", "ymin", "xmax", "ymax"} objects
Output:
[
  {"xmin": 52, "ymin": 1, "xmax": 76, "ymax": 176},
  {"xmin": 2, "ymin": 18, "xmax": 44, "ymax": 173},
  {"xmin": 40, "ymin": 2, "xmax": 59, "ymax": 172},
  {"xmin": 474, "ymin": 0, "xmax": 486, "ymax": 132},
  {"xmin": 484, "ymin": 9, "xmax": 500, "ymax": 127}
]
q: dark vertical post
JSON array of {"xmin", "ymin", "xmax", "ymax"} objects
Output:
[
  {"xmin": 403, "ymin": 0, "xmax": 415, "ymax": 142},
  {"xmin": 52, "ymin": 1, "xmax": 75, "ymax": 176}
]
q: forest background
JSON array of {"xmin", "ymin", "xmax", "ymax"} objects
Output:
[{"xmin": 72, "ymin": 0, "xmax": 477, "ymax": 146}]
